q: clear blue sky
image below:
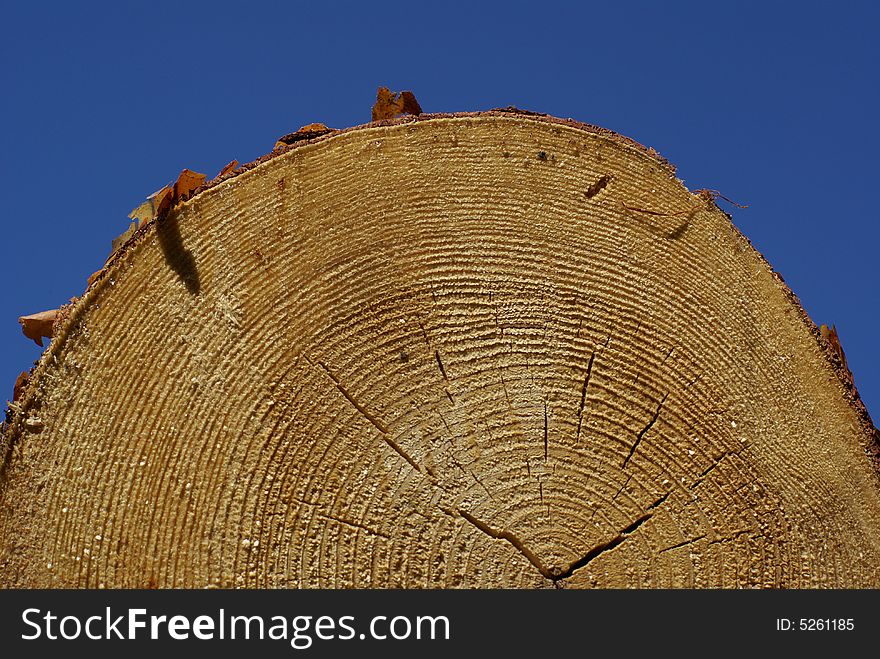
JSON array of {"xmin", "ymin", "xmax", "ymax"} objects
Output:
[{"xmin": 2, "ymin": 2, "xmax": 878, "ymax": 422}]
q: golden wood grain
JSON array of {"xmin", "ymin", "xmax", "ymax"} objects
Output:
[{"xmin": 2, "ymin": 115, "xmax": 878, "ymax": 587}]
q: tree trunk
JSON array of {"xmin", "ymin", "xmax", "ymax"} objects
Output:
[{"xmin": 2, "ymin": 111, "xmax": 879, "ymax": 588}]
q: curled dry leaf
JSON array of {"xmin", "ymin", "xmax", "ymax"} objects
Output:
[
  {"xmin": 275, "ymin": 123, "xmax": 333, "ymax": 149},
  {"xmin": 129, "ymin": 185, "xmax": 174, "ymax": 228},
  {"xmin": 19, "ymin": 309, "xmax": 59, "ymax": 347},
  {"xmin": 371, "ymin": 87, "xmax": 422, "ymax": 121}
]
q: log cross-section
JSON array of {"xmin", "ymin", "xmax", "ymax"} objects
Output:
[{"xmin": 2, "ymin": 111, "xmax": 879, "ymax": 588}]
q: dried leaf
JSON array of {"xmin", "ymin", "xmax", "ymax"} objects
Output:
[
  {"xmin": 218, "ymin": 160, "xmax": 239, "ymax": 177},
  {"xmin": 19, "ymin": 309, "xmax": 59, "ymax": 347},
  {"xmin": 275, "ymin": 123, "xmax": 333, "ymax": 148},
  {"xmin": 117, "ymin": 185, "xmax": 174, "ymax": 263},
  {"xmin": 129, "ymin": 185, "xmax": 173, "ymax": 228},
  {"xmin": 371, "ymin": 87, "xmax": 422, "ymax": 121},
  {"xmin": 172, "ymin": 168, "xmax": 206, "ymax": 203},
  {"xmin": 13, "ymin": 371, "xmax": 30, "ymax": 402}
]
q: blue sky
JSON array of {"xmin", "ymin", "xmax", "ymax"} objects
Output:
[{"xmin": 2, "ymin": 1, "xmax": 878, "ymax": 421}]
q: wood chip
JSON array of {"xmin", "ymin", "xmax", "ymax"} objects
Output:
[
  {"xmin": 172, "ymin": 168, "xmax": 207, "ymax": 204},
  {"xmin": 18, "ymin": 309, "xmax": 59, "ymax": 347},
  {"xmin": 371, "ymin": 87, "xmax": 422, "ymax": 121},
  {"xmin": 218, "ymin": 160, "xmax": 239, "ymax": 177}
]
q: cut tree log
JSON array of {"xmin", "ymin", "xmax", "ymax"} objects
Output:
[{"xmin": 2, "ymin": 110, "xmax": 879, "ymax": 588}]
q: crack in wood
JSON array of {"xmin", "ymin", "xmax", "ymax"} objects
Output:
[
  {"xmin": 647, "ymin": 491, "xmax": 671, "ymax": 510},
  {"xmin": 543, "ymin": 401, "xmax": 549, "ymax": 460},
  {"xmin": 450, "ymin": 452, "xmax": 494, "ymax": 500},
  {"xmin": 623, "ymin": 393, "xmax": 669, "ymax": 469},
  {"xmin": 499, "ymin": 369, "xmax": 512, "ymax": 410},
  {"xmin": 556, "ymin": 512, "xmax": 653, "ymax": 580},
  {"xmin": 575, "ymin": 351, "xmax": 595, "ymax": 445},
  {"xmin": 433, "ymin": 350, "xmax": 455, "ymax": 403},
  {"xmin": 707, "ymin": 529, "xmax": 754, "ymax": 546},
  {"xmin": 690, "ymin": 446, "xmax": 747, "ymax": 489},
  {"xmin": 434, "ymin": 350, "xmax": 449, "ymax": 380},
  {"xmin": 458, "ymin": 509, "xmax": 554, "ymax": 579},
  {"xmin": 317, "ymin": 513, "xmax": 391, "ymax": 539},
  {"xmin": 459, "ymin": 497, "xmax": 660, "ymax": 583},
  {"xmin": 611, "ymin": 474, "xmax": 633, "ymax": 503},
  {"xmin": 658, "ymin": 534, "xmax": 706, "ymax": 553},
  {"xmin": 316, "ymin": 361, "xmax": 421, "ymax": 473}
]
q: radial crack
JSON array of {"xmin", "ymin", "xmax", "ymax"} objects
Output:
[
  {"xmin": 317, "ymin": 361, "xmax": 421, "ymax": 473},
  {"xmin": 658, "ymin": 534, "xmax": 706, "ymax": 554},
  {"xmin": 458, "ymin": 509, "xmax": 554, "ymax": 579},
  {"xmin": 622, "ymin": 393, "xmax": 668, "ymax": 469},
  {"xmin": 647, "ymin": 491, "xmax": 670, "ymax": 510},
  {"xmin": 450, "ymin": 453, "xmax": 494, "ymax": 500},
  {"xmin": 690, "ymin": 447, "xmax": 747, "ymax": 489},
  {"xmin": 707, "ymin": 529, "xmax": 754, "ymax": 546},
  {"xmin": 317, "ymin": 513, "xmax": 391, "ymax": 539},
  {"xmin": 459, "ymin": 507, "xmax": 655, "ymax": 583},
  {"xmin": 611, "ymin": 474, "xmax": 633, "ymax": 503},
  {"xmin": 575, "ymin": 351, "xmax": 595, "ymax": 445},
  {"xmin": 434, "ymin": 350, "xmax": 449, "ymax": 380},
  {"xmin": 543, "ymin": 401, "xmax": 549, "ymax": 459},
  {"xmin": 555, "ymin": 512, "xmax": 653, "ymax": 580},
  {"xmin": 434, "ymin": 350, "xmax": 455, "ymax": 403}
]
